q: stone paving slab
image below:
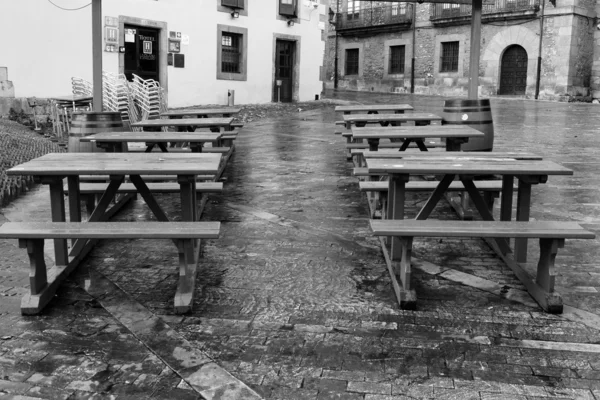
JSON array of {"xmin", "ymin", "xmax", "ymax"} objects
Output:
[{"xmin": 2, "ymin": 93, "xmax": 600, "ymax": 399}]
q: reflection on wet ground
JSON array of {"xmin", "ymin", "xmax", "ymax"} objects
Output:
[{"xmin": 4, "ymin": 90, "xmax": 600, "ymax": 399}]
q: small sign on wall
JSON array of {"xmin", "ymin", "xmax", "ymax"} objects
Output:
[
  {"xmin": 174, "ymin": 54, "xmax": 185, "ymax": 68},
  {"xmin": 168, "ymin": 39, "xmax": 181, "ymax": 53}
]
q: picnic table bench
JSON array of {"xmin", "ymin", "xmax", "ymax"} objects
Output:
[
  {"xmin": 161, "ymin": 107, "xmax": 242, "ymax": 119},
  {"xmin": 6, "ymin": 152, "xmax": 223, "ymax": 314},
  {"xmin": 370, "ymin": 219, "xmax": 595, "ymax": 313},
  {"xmin": 334, "ymin": 104, "xmax": 414, "ymax": 130},
  {"xmin": 343, "ymin": 112, "xmax": 442, "ymax": 129},
  {"xmin": 351, "ymin": 125, "xmax": 484, "ymax": 152},
  {"xmin": 365, "ymin": 155, "xmax": 580, "ymax": 312},
  {"xmin": 0, "ymin": 221, "xmax": 220, "ymax": 315},
  {"xmin": 131, "ymin": 117, "xmax": 234, "ymax": 133}
]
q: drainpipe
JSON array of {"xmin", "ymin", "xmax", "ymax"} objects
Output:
[
  {"xmin": 92, "ymin": 0, "xmax": 103, "ymax": 111},
  {"xmin": 411, "ymin": 2, "xmax": 417, "ymax": 93},
  {"xmin": 334, "ymin": 0, "xmax": 340, "ymax": 89},
  {"xmin": 535, "ymin": 0, "xmax": 545, "ymax": 99}
]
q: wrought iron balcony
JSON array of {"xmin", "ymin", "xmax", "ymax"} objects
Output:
[
  {"xmin": 430, "ymin": 0, "xmax": 539, "ymax": 23},
  {"xmin": 336, "ymin": 4, "xmax": 413, "ymax": 34}
]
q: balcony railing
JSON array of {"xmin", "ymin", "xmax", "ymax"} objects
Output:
[
  {"xmin": 430, "ymin": 0, "xmax": 539, "ymax": 20},
  {"xmin": 336, "ymin": 4, "xmax": 413, "ymax": 31}
]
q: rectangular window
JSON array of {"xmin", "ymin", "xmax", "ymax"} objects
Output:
[
  {"xmin": 389, "ymin": 45, "xmax": 405, "ymax": 74},
  {"xmin": 348, "ymin": 0, "xmax": 361, "ymax": 19},
  {"xmin": 345, "ymin": 48, "xmax": 359, "ymax": 75},
  {"xmin": 391, "ymin": 3, "xmax": 406, "ymax": 15},
  {"xmin": 222, "ymin": 32, "xmax": 242, "ymax": 73},
  {"xmin": 280, "ymin": 0, "xmax": 298, "ymax": 17},
  {"xmin": 440, "ymin": 41, "xmax": 459, "ymax": 72},
  {"xmin": 222, "ymin": 0, "xmax": 244, "ymax": 9}
]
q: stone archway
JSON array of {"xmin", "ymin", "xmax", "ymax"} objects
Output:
[{"xmin": 482, "ymin": 26, "xmax": 538, "ymax": 95}]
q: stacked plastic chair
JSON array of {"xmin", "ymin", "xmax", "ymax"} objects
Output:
[
  {"xmin": 129, "ymin": 74, "xmax": 167, "ymax": 131},
  {"xmin": 102, "ymin": 72, "xmax": 137, "ymax": 130}
]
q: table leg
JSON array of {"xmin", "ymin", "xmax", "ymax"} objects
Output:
[
  {"xmin": 367, "ymin": 138, "xmax": 379, "ymax": 151},
  {"xmin": 514, "ymin": 180, "xmax": 532, "ymax": 263},
  {"xmin": 500, "ymin": 176, "xmax": 514, "ymax": 222},
  {"xmin": 47, "ymin": 177, "xmax": 68, "ymax": 266},
  {"xmin": 445, "ymin": 138, "xmax": 465, "ymax": 151},
  {"xmin": 388, "ymin": 174, "xmax": 408, "ymax": 260}
]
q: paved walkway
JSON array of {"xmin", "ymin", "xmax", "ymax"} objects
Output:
[{"xmin": 1, "ymin": 92, "xmax": 600, "ymax": 399}]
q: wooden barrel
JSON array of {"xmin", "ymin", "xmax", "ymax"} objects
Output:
[
  {"xmin": 68, "ymin": 111, "xmax": 124, "ymax": 152},
  {"xmin": 441, "ymin": 99, "xmax": 494, "ymax": 151}
]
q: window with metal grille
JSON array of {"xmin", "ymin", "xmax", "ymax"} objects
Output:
[
  {"xmin": 222, "ymin": 0, "xmax": 244, "ymax": 9},
  {"xmin": 440, "ymin": 41, "xmax": 459, "ymax": 72},
  {"xmin": 222, "ymin": 32, "xmax": 241, "ymax": 73},
  {"xmin": 345, "ymin": 48, "xmax": 359, "ymax": 75},
  {"xmin": 280, "ymin": 0, "xmax": 298, "ymax": 17},
  {"xmin": 389, "ymin": 45, "xmax": 405, "ymax": 74}
]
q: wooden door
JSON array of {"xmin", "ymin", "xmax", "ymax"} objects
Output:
[
  {"xmin": 124, "ymin": 25, "xmax": 160, "ymax": 82},
  {"xmin": 274, "ymin": 40, "xmax": 295, "ymax": 103},
  {"xmin": 498, "ymin": 45, "xmax": 527, "ymax": 95}
]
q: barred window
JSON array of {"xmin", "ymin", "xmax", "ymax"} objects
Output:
[
  {"xmin": 222, "ymin": 32, "xmax": 242, "ymax": 73},
  {"xmin": 440, "ymin": 41, "xmax": 459, "ymax": 72},
  {"xmin": 389, "ymin": 45, "xmax": 405, "ymax": 74},
  {"xmin": 345, "ymin": 48, "xmax": 359, "ymax": 75},
  {"xmin": 222, "ymin": 0, "xmax": 244, "ymax": 9}
]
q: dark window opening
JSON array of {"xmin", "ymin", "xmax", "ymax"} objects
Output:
[
  {"xmin": 389, "ymin": 45, "xmax": 405, "ymax": 74},
  {"xmin": 222, "ymin": 32, "xmax": 242, "ymax": 73},
  {"xmin": 440, "ymin": 41, "xmax": 459, "ymax": 72},
  {"xmin": 280, "ymin": 0, "xmax": 298, "ymax": 17},
  {"xmin": 222, "ymin": 0, "xmax": 244, "ymax": 9},
  {"xmin": 345, "ymin": 48, "xmax": 359, "ymax": 75}
]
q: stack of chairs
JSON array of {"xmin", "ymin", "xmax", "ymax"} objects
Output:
[
  {"xmin": 130, "ymin": 74, "xmax": 167, "ymax": 132},
  {"xmin": 102, "ymin": 72, "xmax": 138, "ymax": 130}
]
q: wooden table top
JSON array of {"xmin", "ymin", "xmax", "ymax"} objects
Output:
[
  {"xmin": 161, "ymin": 107, "xmax": 242, "ymax": 117},
  {"xmin": 359, "ymin": 150, "xmax": 544, "ymax": 160},
  {"xmin": 131, "ymin": 117, "xmax": 233, "ymax": 128},
  {"xmin": 7, "ymin": 153, "xmax": 222, "ymax": 176},
  {"xmin": 343, "ymin": 113, "xmax": 442, "ymax": 122},
  {"xmin": 80, "ymin": 132, "xmax": 221, "ymax": 143},
  {"xmin": 352, "ymin": 125, "xmax": 484, "ymax": 140},
  {"xmin": 365, "ymin": 157, "xmax": 573, "ymax": 176},
  {"xmin": 335, "ymin": 104, "xmax": 414, "ymax": 112}
]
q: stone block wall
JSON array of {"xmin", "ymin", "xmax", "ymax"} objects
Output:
[{"xmin": 324, "ymin": 0, "xmax": 594, "ymax": 101}]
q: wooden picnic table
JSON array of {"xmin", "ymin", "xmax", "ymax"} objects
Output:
[
  {"xmin": 80, "ymin": 131, "xmax": 222, "ymax": 153},
  {"xmin": 343, "ymin": 112, "xmax": 442, "ymax": 129},
  {"xmin": 351, "ymin": 125, "xmax": 484, "ymax": 152},
  {"xmin": 161, "ymin": 107, "xmax": 242, "ymax": 118},
  {"xmin": 335, "ymin": 104, "xmax": 414, "ymax": 114},
  {"xmin": 6, "ymin": 152, "xmax": 222, "ymax": 314},
  {"xmin": 365, "ymin": 155, "xmax": 578, "ymax": 312},
  {"xmin": 365, "ymin": 156, "xmax": 572, "ymax": 261},
  {"xmin": 131, "ymin": 117, "xmax": 234, "ymax": 132}
]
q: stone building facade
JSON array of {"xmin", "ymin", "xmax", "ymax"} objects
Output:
[{"xmin": 324, "ymin": 0, "xmax": 598, "ymax": 101}]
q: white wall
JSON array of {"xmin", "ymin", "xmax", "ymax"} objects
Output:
[{"xmin": 1, "ymin": 0, "xmax": 325, "ymax": 106}]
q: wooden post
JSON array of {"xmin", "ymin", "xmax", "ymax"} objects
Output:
[
  {"xmin": 468, "ymin": 0, "xmax": 482, "ymax": 99},
  {"xmin": 92, "ymin": 0, "xmax": 103, "ymax": 111}
]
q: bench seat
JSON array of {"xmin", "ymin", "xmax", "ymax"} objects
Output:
[
  {"xmin": 370, "ymin": 219, "xmax": 595, "ymax": 313},
  {"xmin": 0, "ymin": 221, "xmax": 221, "ymax": 315},
  {"xmin": 65, "ymin": 181, "xmax": 223, "ymax": 195},
  {"xmin": 359, "ymin": 180, "xmax": 505, "ymax": 192},
  {"xmin": 79, "ymin": 174, "xmax": 216, "ymax": 182}
]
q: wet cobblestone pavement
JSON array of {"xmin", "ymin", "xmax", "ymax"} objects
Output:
[{"xmin": 2, "ymin": 91, "xmax": 600, "ymax": 399}]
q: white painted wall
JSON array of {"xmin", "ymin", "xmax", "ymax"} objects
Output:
[{"xmin": 1, "ymin": 0, "xmax": 325, "ymax": 106}]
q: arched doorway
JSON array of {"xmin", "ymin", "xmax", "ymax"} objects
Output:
[{"xmin": 498, "ymin": 45, "xmax": 528, "ymax": 95}]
